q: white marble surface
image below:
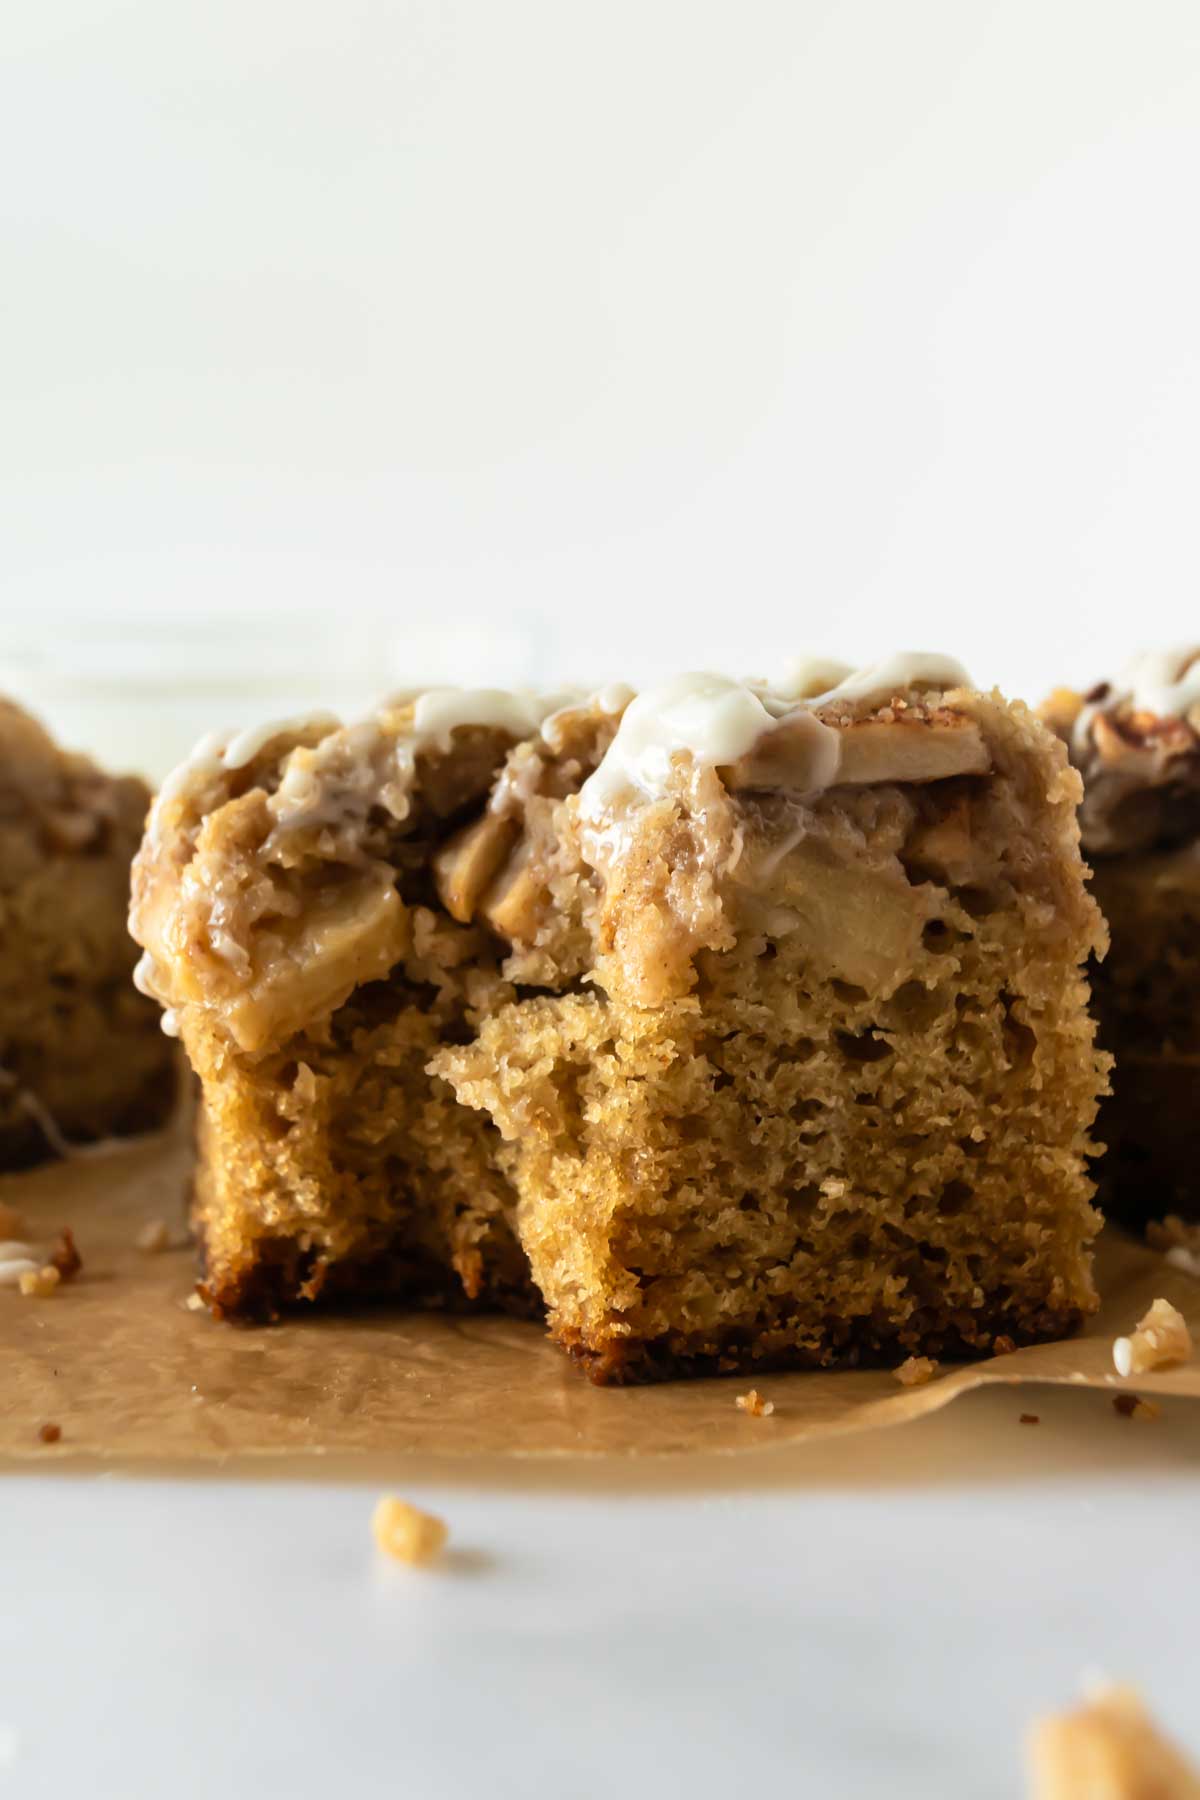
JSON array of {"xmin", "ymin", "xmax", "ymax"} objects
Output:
[{"xmin": 4, "ymin": 1382, "xmax": 1199, "ymax": 1798}]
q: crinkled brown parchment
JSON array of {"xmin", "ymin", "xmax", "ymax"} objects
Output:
[{"xmin": 2, "ymin": 1126, "xmax": 1198, "ymax": 1463}]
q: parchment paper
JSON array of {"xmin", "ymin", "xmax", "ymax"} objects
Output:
[{"xmin": 2, "ymin": 1126, "xmax": 1198, "ymax": 1463}]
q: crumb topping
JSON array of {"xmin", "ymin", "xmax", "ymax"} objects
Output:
[
  {"xmin": 895, "ymin": 1356, "xmax": 938, "ymax": 1387},
  {"xmin": 1113, "ymin": 1297, "xmax": 1192, "ymax": 1378},
  {"xmin": 18, "ymin": 1265, "xmax": 60, "ymax": 1298},
  {"xmin": 735, "ymin": 1388, "xmax": 775, "ymax": 1416},
  {"xmin": 1046, "ymin": 650, "xmax": 1200, "ymax": 855}
]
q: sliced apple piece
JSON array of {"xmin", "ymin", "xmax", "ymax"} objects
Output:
[{"xmin": 433, "ymin": 813, "xmax": 519, "ymax": 924}]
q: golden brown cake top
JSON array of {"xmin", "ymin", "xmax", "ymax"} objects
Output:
[
  {"xmin": 1043, "ymin": 648, "xmax": 1200, "ymax": 855},
  {"xmin": 129, "ymin": 657, "xmax": 1000, "ymax": 1049}
]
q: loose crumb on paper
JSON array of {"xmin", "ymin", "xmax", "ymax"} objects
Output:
[
  {"xmin": 0, "ymin": 1253, "xmax": 41, "ymax": 1287},
  {"xmin": 1148, "ymin": 1215, "xmax": 1200, "ymax": 1279},
  {"xmin": 894, "ymin": 1356, "xmax": 938, "ymax": 1388},
  {"xmin": 48, "ymin": 1228, "xmax": 82, "ymax": 1282},
  {"xmin": 135, "ymin": 1218, "xmax": 170, "ymax": 1254},
  {"xmin": 735, "ymin": 1388, "xmax": 775, "ymax": 1417},
  {"xmin": 37, "ymin": 1422, "xmax": 61, "ymax": 1445},
  {"xmin": 372, "ymin": 1496, "xmax": 448, "ymax": 1565},
  {"xmin": 184, "ymin": 1291, "xmax": 206, "ymax": 1312},
  {"xmin": 1112, "ymin": 1393, "xmax": 1162, "ymax": 1422},
  {"xmin": 1019, "ymin": 1413, "xmax": 1040, "ymax": 1426},
  {"xmin": 1026, "ymin": 1682, "xmax": 1200, "ymax": 1799},
  {"xmin": 1112, "ymin": 1297, "xmax": 1192, "ymax": 1379},
  {"xmin": 18, "ymin": 1265, "xmax": 60, "ymax": 1299},
  {"xmin": 0, "ymin": 1203, "xmax": 27, "ymax": 1240}
]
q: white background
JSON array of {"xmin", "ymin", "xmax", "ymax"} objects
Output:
[
  {"xmin": 4, "ymin": 0, "xmax": 1200, "ymax": 767},
  {"xmin": 5, "ymin": 6, "xmax": 1200, "ymax": 1794}
]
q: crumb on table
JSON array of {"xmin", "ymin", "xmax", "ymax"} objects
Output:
[
  {"xmin": 1020, "ymin": 1412, "xmax": 1040, "ymax": 1426},
  {"xmin": 0, "ymin": 1252, "xmax": 41, "ymax": 1287},
  {"xmin": 1027, "ymin": 1683, "xmax": 1200, "ymax": 1799},
  {"xmin": 895, "ymin": 1356, "xmax": 938, "ymax": 1387},
  {"xmin": 371, "ymin": 1496, "xmax": 448, "ymax": 1565},
  {"xmin": 735, "ymin": 1388, "xmax": 775, "ymax": 1417},
  {"xmin": 37, "ymin": 1422, "xmax": 61, "ymax": 1444},
  {"xmin": 1151, "ymin": 1214, "xmax": 1200, "ymax": 1278},
  {"xmin": 184, "ymin": 1291, "xmax": 206, "ymax": 1313},
  {"xmin": 135, "ymin": 1218, "xmax": 170, "ymax": 1254},
  {"xmin": 19, "ymin": 1265, "xmax": 60, "ymax": 1299},
  {"xmin": 0, "ymin": 1202, "xmax": 27, "ymax": 1239},
  {"xmin": 1112, "ymin": 1393, "xmax": 1162, "ymax": 1422},
  {"xmin": 1113, "ymin": 1297, "xmax": 1192, "ymax": 1378},
  {"xmin": 48, "ymin": 1227, "xmax": 82, "ymax": 1282}
]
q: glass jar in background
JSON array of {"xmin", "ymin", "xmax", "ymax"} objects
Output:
[{"xmin": 0, "ymin": 606, "xmax": 567, "ymax": 780}]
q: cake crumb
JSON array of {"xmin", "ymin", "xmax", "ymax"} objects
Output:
[
  {"xmin": 1112, "ymin": 1393, "xmax": 1162, "ymax": 1422},
  {"xmin": 1113, "ymin": 1297, "xmax": 1192, "ymax": 1378},
  {"xmin": 895, "ymin": 1356, "xmax": 938, "ymax": 1387},
  {"xmin": 135, "ymin": 1218, "xmax": 170, "ymax": 1254},
  {"xmin": 735, "ymin": 1388, "xmax": 775, "ymax": 1417},
  {"xmin": 993, "ymin": 1334, "xmax": 1017, "ymax": 1356},
  {"xmin": 1019, "ymin": 1412, "xmax": 1040, "ymax": 1425},
  {"xmin": 19, "ymin": 1265, "xmax": 60, "ymax": 1299},
  {"xmin": 37, "ymin": 1422, "xmax": 61, "ymax": 1445},
  {"xmin": 48, "ymin": 1228, "xmax": 82, "ymax": 1282},
  {"xmin": 371, "ymin": 1496, "xmax": 448, "ymax": 1565},
  {"xmin": 1148, "ymin": 1216, "xmax": 1200, "ymax": 1279},
  {"xmin": 0, "ymin": 1203, "xmax": 27, "ymax": 1239},
  {"xmin": 184, "ymin": 1291, "xmax": 206, "ymax": 1312},
  {"xmin": 1148, "ymin": 1214, "xmax": 1199, "ymax": 1252},
  {"xmin": 1027, "ymin": 1683, "xmax": 1200, "ymax": 1798}
]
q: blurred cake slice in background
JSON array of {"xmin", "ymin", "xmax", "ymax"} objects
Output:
[
  {"xmin": 132, "ymin": 659, "xmax": 1108, "ymax": 1382},
  {"xmin": 0, "ymin": 700, "xmax": 176, "ymax": 1167},
  {"xmin": 1045, "ymin": 650, "xmax": 1200, "ymax": 1225}
]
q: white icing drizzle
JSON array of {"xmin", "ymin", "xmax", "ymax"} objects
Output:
[
  {"xmin": 148, "ymin": 714, "xmax": 341, "ymax": 850},
  {"xmin": 1072, "ymin": 647, "xmax": 1200, "ymax": 757},
  {"xmin": 540, "ymin": 683, "xmax": 634, "ymax": 755},
  {"xmin": 223, "ymin": 712, "xmax": 341, "ymax": 772},
  {"xmin": 803, "ymin": 652, "xmax": 971, "ymax": 710},
  {"xmin": 580, "ymin": 674, "xmax": 786, "ymax": 818},
  {"xmin": 409, "ymin": 688, "xmax": 578, "ymax": 752},
  {"xmin": 580, "ymin": 654, "xmax": 971, "ymax": 818},
  {"xmin": 776, "ymin": 656, "xmax": 854, "ymax": 699}
]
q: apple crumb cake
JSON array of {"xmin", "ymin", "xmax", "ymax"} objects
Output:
[
  {"xmin": 0, "ymin": 699, "xmax": 176, "ymax": 1168},
  {"xmin": 131, "ymin": 657, "xmax": 1108, "ymax": 1382},
  {"xmin": 1045, "ymin": 649, "xmax": 1200, "ymax": 1224}
]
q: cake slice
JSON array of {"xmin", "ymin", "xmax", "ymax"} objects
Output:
[
  {"xmin": 129, "ymin": 689, "xmax": 626, "ymax": 1315},
  {"xmin": 132, "ymin": 659, "xmax": 1108, "ymax": 1380},
  {"xmin": 0, "ymin": 699, "xmax": 176, "ymax": 1167},
  {"xmin": 438, "ymin": 659, "xmax": 1108, "ymax": 1378},
  {"xmin": 1044, "ymin": 650, "xmax": 1200, "ymax": 1224}
]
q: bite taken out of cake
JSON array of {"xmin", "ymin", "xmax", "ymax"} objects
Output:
[
  {"xmin": 0, "ymin": 699, "xmax": 177, "ymax": 1168},
  {"xmin": 130, "ymin": 657, "xmax": 1109, "ymax": 1383}
]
